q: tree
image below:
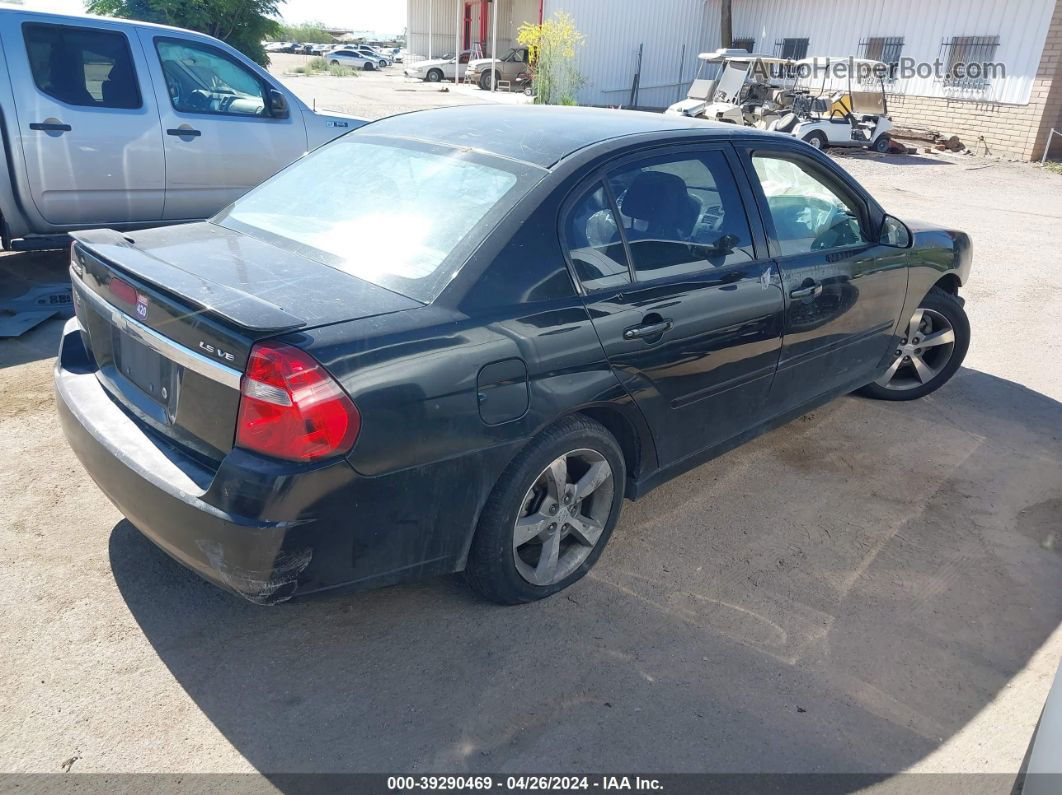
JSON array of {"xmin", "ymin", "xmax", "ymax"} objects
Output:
[
  {"xmin": 517, "ymin": 11, "xmax": 584, "ymax": 106},
  {"xmin": 274, "ymin": 21, "xmax": 332, "ymax": 44},
  {"xmin": 85, "ymin": 0, "xmax": 282, "ymax": 65}
]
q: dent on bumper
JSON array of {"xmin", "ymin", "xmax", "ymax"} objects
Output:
[
  {"xmin": 54, "ymin": 318, "xmax": 335, "ymax": 603},
  {"xmin": 54, "ymin": 318, "xmax": 485, "ymax": 604}
]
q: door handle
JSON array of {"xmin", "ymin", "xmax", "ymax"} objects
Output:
[
  {"xmin": 30, "ymin": 122, "xmax": 71, "ymax": 132},
  {"xmin": 789, "ymin": 282, "xmax": 823, "ymax": 299},
  {"xmin": 623, "ymin": 319, "xmax": 673, "ymax": 340},
  {"xmin": 167, "ymin": 127, "xmax": 202, "ymax": 137}
]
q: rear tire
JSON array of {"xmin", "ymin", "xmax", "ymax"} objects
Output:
[
  {"xmin": 465, "ymin": 416, "xmax": 626, "ymax": 604},
  {"xmin": 802, "ymin": 131, "xmax": 829, "ymax": 150},
  {"xmin": 858, "ymin": 288, "xmax": 969, "ymax": 401}
]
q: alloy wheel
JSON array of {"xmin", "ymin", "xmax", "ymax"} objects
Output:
[
  {"xmin": 876, "ymin": 307, "xmax": 956, "ymax": 390},
  {"xmin": 513, "ymin": 449, "xmax": 614, "ymax": 586}
]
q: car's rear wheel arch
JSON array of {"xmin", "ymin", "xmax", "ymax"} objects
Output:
[{"xmin": 576, "ymin": 406, "xmax": 642, "ymax": 485}]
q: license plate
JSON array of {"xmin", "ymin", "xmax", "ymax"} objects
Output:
[{"xmin": 113, "ymin": 329, "xmax": 173, "ymax": 406}]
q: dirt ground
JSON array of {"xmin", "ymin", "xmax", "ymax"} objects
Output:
[{"xmin": 0, "ymin": 93, "xmax": 1060, "ymax": 787}]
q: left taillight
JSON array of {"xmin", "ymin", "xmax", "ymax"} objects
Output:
[{"xmin": 235, "ymin": 341, "xmax": 361, "ymax": 462}]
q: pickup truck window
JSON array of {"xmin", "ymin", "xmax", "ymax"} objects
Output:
[
  {"xmin": 155, "ymin": 38, "xmax": 267, "ymax": 117},
  {"xmin": 23, "ymin": 23, "xmax": 141, "ymax": 109}
]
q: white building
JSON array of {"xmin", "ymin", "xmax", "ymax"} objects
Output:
[{"xmin": 405, "ymin": 0, "xmax": 1062, "ymax": 160}]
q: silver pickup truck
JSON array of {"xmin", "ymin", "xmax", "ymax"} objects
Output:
[{"xmin": 0, "ymin": 8, "xmax": 363, "ymax": 249}]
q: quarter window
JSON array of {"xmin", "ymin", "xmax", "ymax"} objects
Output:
[
  {"xmin": 606, "ymin": 151, "xmax": 755, "ymax": 281},
  {"xmin": 751, "ymin": 155, "xmax": 868, "ymax": 256},
  {"xmin": 565, "ymin": 184, "xmax": 631, "ymax": 291},
  {"xmin": 24, "ymin": 23, "xmax": 141, "ymax": 109},
  {"xmin": 156, "ymin": 39, "xmax": 268, "ymax": 116}
]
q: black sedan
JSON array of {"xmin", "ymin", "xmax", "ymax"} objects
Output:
[{"xmin": 55, "ymin": 106, "xmax": 972, "ymax": 605}]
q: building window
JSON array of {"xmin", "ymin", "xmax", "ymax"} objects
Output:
[
  {"xmin": 940, "ymin": 35, "xmax": 1000, "ymax": 90},
  {"xmin": 731, "ymin": 38, "xmax": 755, "ymax": 53},
  {"xmin": 776, "ymin": 38, "xmax": 809, "ymax": 60},
  {"xmin": 860, "ymin": 36, "xmax": 904, "ymax": 80}
]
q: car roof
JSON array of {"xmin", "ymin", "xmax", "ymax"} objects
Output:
[
  {"xmin": 0, "ymin": 6, "xmax": 207, "ymax": 36},
  {"xmin": 360, "ymin": 105, "xmax": 778, "ymax": 169}
]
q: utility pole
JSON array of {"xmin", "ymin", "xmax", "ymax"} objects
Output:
[
  {"xmin": 720, "ymin": 0, "xmax": 732, "ymax": 48},
  {"xmin": 490, "ymin": 0, "xmax": 498, "ymax": 91}
]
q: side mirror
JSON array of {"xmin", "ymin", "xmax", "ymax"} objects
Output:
[
  {"xmin": 880, "ymin": 214, "xmax": 911, "ymax": 248},
  {"xmin": 268, "ymin": 89, "xmax": 289, "ymax": 119}
]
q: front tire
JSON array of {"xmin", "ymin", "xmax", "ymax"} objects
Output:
[
  {"xmin": 465, "ymin": 416, "xmax": 626, "ymax": 604},
  {"xmin": 426, "ymin": 68, "xmax": 443, "ymax": 82},
  {"xmin": 872, "ymin": 134, "xmax": 892, "ymax": 153},
  {"xmin": 859, "ymin": 288, "xmax": 970, "ymax": 401},
  {"xmin": 479, "ymin": 70, "xmax": 499, "ymax": 90}
]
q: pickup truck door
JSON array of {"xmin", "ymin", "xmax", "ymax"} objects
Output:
[
  {"xmin": 136, "ymin": 31, "xmax": 307, "ymax": 220},
  {"xmin": 3, "ymin": 16, "xmax": 165, "ymax": 226}
]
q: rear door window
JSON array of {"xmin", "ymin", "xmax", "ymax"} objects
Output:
[
  {"xmin": 606, "ymin": 151, "xmax": 755, "ymax": 281},
  {"xmin": 24, "ymin": 22, "xmax": 141, "ymax": 109}
]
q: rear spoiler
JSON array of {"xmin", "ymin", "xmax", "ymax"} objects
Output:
[{"xmin": 70, "ymin": 229, "xmax": 305, "ymax": 334}]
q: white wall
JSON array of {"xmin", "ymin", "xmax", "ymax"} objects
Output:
[
  {"xmin": 406, "ymin": 0, "xmax": 541, "ymax": 61},
  {"xmin": 546, "ymin": 0, "xmax": 717, "ymax": 109},
  {"xmin": 410, "ymin": 0, "xmax": 1055, "ymax": 106},
  {"xmin": 731, "ymin": 0, "xmax": 1055, "ymax": 105}
]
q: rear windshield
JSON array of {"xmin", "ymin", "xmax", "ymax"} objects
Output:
[{"xmin": 216, "ymin": 136, "xmax": 542, "ymax": 302}]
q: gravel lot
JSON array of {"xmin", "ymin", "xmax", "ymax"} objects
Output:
[{"xmin": 0, "ymin": 83, "xmax": 1060, "ymax": 786}]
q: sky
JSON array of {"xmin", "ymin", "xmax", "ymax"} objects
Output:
[{"xmin": 17, "ymin": 0, "xmax": 408, "ymax": 35}]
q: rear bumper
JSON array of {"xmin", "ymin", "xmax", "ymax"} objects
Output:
[{"xmin": 54, "ymin": 318, "xmax": 469, "ymax": 604}]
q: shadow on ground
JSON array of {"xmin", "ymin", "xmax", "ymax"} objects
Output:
[{"xmin": 109, "ymin": 367, "xmax": 1062, "ymax": 779}]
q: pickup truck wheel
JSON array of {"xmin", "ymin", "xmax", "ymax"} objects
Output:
[
  {"xmin": 872, "ymin": 134, "xmax": 892, "ymax": 153},
  {"xmin": 465, "ymin": 415, "xmax": 625, "ymax": 604},
  {"xmin": 426, "ymin": 68, "xmax": 443, "ymax": 82},
  {"xmin": 479, "ymin": 70, "xmax": 499, "ymax": 90},
  {"xmin": 858, "ymin": 288, "xmax": 970, "ymax": 401}
]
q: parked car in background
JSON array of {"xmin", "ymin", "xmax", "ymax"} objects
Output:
[
  {"xmin": 467, "ymin": 47, "xmax": 530, "ymax": 90},
  {"xmin": 350, "ymin": 45, "xmax": 392, "ymax": 67},
  {"xmin": 55, "ymin": 106, "xmax": 972, "ymax": 606},
  {"xmin": 403, "ymin": 50, "xmax": 472, "ymax": 82},
  {"xmin": 0, "ymin": 8, "xmax": 364, "ymax": 249},
  {"xmin": 326, "ymin": 49, "xmax": 378, "ymax": 70}
]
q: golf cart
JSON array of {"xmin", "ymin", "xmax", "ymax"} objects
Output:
[
  {"xmin": 666, "ymin": 49, "xmax": 797, "ymax": 128},
  {"xmin": 769, "ymin": 57, "xmax": 894, "ymax": 152}
]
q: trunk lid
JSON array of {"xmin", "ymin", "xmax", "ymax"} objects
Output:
[{"xmin": 70, "ymin": 223, "xmax": 420, "ymax": 464}]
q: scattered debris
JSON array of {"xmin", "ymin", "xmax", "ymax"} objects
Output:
[
  {"xmin": 892, "ymin": 125, "xmax": 968, "ymax": 155},
  {"xmin": 60, "ymin": 755, "xmax": 80, "ymax": 772},
  {"xmin": 0, "ymin": 283, "xmax": 74, "ymax": 337}
]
